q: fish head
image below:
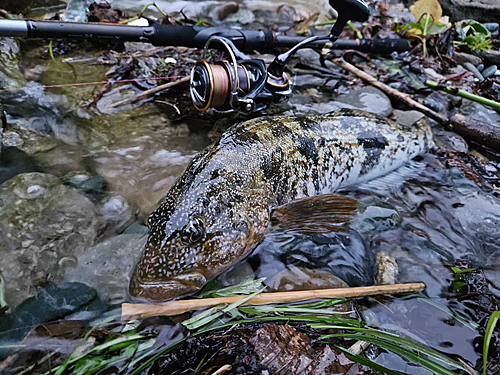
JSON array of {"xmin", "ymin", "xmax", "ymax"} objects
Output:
[{"xmin": 129, "ymin": 184, "xmax": 270, "ymax": 301}]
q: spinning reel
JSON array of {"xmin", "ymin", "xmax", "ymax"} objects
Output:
[{"xmin": 189, "ymin": 0, "xmax": 370, "ymax": 113}]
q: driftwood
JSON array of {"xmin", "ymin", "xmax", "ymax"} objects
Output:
[
  {"xmin": 332, "ymin": 58, "xmax": 500, "ymax": 151},
  {"xmin": 110, "ymin": 76, "xmax": 189, "ymax": 108},
  {"xmin": 121, "ymin": 282, "xmax": 425, "ymax": 319}
]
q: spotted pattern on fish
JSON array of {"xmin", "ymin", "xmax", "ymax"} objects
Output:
[{"xmin": 130, "ymin": 109, "xmax": 434, "ymax": 300}]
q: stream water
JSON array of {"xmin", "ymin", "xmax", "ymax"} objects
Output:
[{"xmin": 0, "ymin": 0, "xmax": 500, "ymax": 374}]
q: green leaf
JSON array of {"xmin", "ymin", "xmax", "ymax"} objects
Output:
[
  {"xmin": 317, "ymin": 325, "xmax": 465, "ymax": 370},
  {"xmin": 198, "ymin": 278, "xmax": 266, "ymax": 298},
  {"xmin": 90, "ymin": 334, "xmax": 145, "ymax": 353},
  {"xmin": 238, "ymin": 305, "xmax": 352, "ymax": 315},
  {"xmin": 334, "ymin": 345, "xmax": 406, "ymax": 375},
  {"xmin": 483, "ymin": 311, "xmax": 500, "ymax": 375},
  {"xmin": 324, "ymin": 333, "xmax": 459, "ymax": 375}
]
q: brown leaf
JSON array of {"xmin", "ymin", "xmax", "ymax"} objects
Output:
[{"xmin": 409, "ymin": 0, "xmax": 442, "ymax": 22}]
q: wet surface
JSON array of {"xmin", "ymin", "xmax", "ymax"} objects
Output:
[{"xmin": 0, "ymin": 1, "xmax": 500, "ymax": 374}]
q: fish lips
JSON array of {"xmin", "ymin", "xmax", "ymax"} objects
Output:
[{"xmin": 129, "ymin": 271, "xmax": 207, "ymax": 301}]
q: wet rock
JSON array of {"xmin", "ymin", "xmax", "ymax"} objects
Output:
[
  {"xmin": 63, "ymin": 233, "xmax": 147, "ymax": 304},
  {"xmin": 224, "ymin": 8, "xmax": 255, "ymax": 24},
  {"xmin": 0, "ymin": 282, "xmax": 100, "ymax": 360},
  {"xmin": 351, "ymin": 204, "xmax": 401, "ymax": 239},
  {"xmin": 433, "ymin": 129, "xmax": 469, "ymax": 153},
  {"xmin": 483, "ymin": 22, "xmax": 499, "ymax": 36},
  {"xmin": 266, "ymin": 265, "xmax": 348, "ymax": 292},
  {"xmin": 293, "ymin": 74, "xmax": 328, "ymax": 88},
  {"xmin": 477, "ymin": 64, "xmax": 485, "ymax": 73},
  {"xmin": 391, "ymin": 110, "xmax": 425, "ymax": 127},
  {"xmin": 217, "ymin": 261, "xmax": 255, "ymax": 287},
  {"xmin": 376, "ymin": 252, "xmax": 398, "ymax": 285},
  {"xmin": 0, "ymin": 173, "xmax": 100, "ymax": 308},
  {"xmin": 122, "ymin": 220, "xmax": 149, "ymax": 235},
  {"xmin": 385, "ymin": 9, "xmax": 416, "ymax": 24},
  {"xmin": 453, "ymin": 51, "xmax": 482, "ymax": 67},
  {"xmin": 0, "ymin": 147, "xmax": 42, "ymax": 184},
  {"xmin": 61, "ymin": 171, "xmax": 107, "ymax": 196},
  {"xmin": 211, "ymin": 2, "xmax": 239, "ymax": 20},
  {"xmin": 331, "ymin": 86, "xmax": 393, "ymax": 117},
  {"xmin": 0, "ymin": 37, "xmax": 25, "ymax": 89},
  {"xmin": 254, "ymin": 229, "xmax": 375, "ymax": 287},
  {"xmin": 482, "ymin": 65, "xmax": 498, "ymax": 78},
  {"xmin": 478, "ymin": 50, "xmax": 500, "ymax": 66},
  {"xmin": 462, "ymin": 62, "xmax": 484, "ymax": 80},
  {"xmin": 459, "ymin": 100, "xmax": 500, "ymax": 125},
  {"xmin": 100, "ymin": 195, "xmax": 133, "ymax": 230}
]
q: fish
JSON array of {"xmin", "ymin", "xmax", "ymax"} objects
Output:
[{"xmin": 129, "ymin": 109, "xmax": 434, "ymax": 300}]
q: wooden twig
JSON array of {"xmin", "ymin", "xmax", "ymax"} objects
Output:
[
  {"xmin": 348, "ymin": 340, "xmax": 371, "ymax": 355},
  {"xmin": 332, "ymin": 58, "xmax": 450, "ymax": 126},
  {"xmin": 110, "ymin": 76, "xmax": 189, "ymax": 108},
  {"xmin": 121, "ymin": 282, "xmax": 425, "ymax": 319},
  {"xmin": 212, "ymin": 365, "xmax": 232, "ymax": 375}
]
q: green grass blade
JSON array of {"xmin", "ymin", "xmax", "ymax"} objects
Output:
[
  {"xmin": 128, "ymin": 339, "xmax": 186, "ymax": 375},
  {"xmin": 334, "ymin": 345, "xmax": 407, "ymax": 375},
  {"xmin": 318, "ymin": 325, "xmax": 465, "ymax": 370},
  {"xmin": 89, "ymin": 334, "xmax": 145, "ymax": 353},
  {"xmin": 238, "ymin": 305, "xmax": 353, "ymax": 315},
  {"xmin": 483, "ymin": 311, "xmax": 500, "ymax": 375},
  {"xmin": 198, "ymin": 278, "xmax": 266, "ymax": 298},
  {"xmin": 324, "ymin": 333, "xmax": 458, "ymax": 375}
]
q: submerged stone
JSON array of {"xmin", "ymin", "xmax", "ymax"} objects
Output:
[
  {"xmin": 0, "ymin": 173, "xmax": 100, "ymax": 308},
  {"xmin": 331, "ymin": 86, "xmax": 393, "ymax": 117}
]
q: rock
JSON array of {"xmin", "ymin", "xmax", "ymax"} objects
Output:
[
  {"xmin": 424, "ymin": 68, "xmax": 445, "ymax": 81},
  {"xmin": 217, "ymin": 261, "xmax": 255, "ymax": 287},
  {"xmin": 477, "ymin": 64, "xmax": 485, "ymax": 72},
  {"xmin": 123, "ymin": 220, "xmax": 149, "ymax": 235},
  {"xmin": 0, "ymin": 282, "xmax": 101, "ymax": 360},
  {"xmin": 483, "ymin": 65, "xmax": 498, "ymax": 78},
  {"xmin": 351, "ymin": 204, "xmax": 402, "ymax": 238},
  {"xmin": 61, "ymin": 171, "xmax": 107, "ymax": 196},
  {"xmin": 224, "ymin": 9, "xmax": 255, "ymax": 25},
  {"xmin": 0, "ymin": 38, "xmax": 25, "ymax": 89},
  {"xmin": 63, "ymin": 233, "xmax": 147, "ymax": 304},
  {"xmin": 376, "ymin": 252, "xmax": 398, "ymax": 285},
  {"xmin": 292, "ymin": 74, "xmax": 327, "ymax": 88},
  {"xmin": 385, "ymin": 9, "xmax": 416, "ymax": 24},
  {"xmin": 331, "ymin": 86, "xmax": 393, "ymax": 117},
  {"xmin": 211, "ymin": 2, "xmax": 239, "ymax": 20},
  {"xmin": 391, "ymin": 110, "xmax": 425, "ymax": 127},
  {"xmin": 0, "ymin": 147, "xmax": 42, "ymax": 184},
  {"xmin": 453, "ymin": 51, "xmax": 482, "ymax": 67},
  {"xmin": 0, "ymin": 173, "xmax": 100, "ymax": 308},
  {"xmin": 478, "ymin": 50, "xmax": 500, "ymax": 66},
  {"xmin": 266, "ymin": 265, "xmax": 347, "ymax": 292},
  {"xmin": 459, "ymin": 100, "xmax": 500, "ymax": 125},
  {"xmin": 433, "ymin": 129, "xmax": 469, "ymax": 153},
  {"xmin": 462, "ymin": 62, "xmax": 484, "ymax": 80},
  {"xmin": 483, "ymin": 22, "xmax": 499, "ymax": 36}
]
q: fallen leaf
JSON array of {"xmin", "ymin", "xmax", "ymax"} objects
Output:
[{"xmin": 409, "ymin": 0, "xmax": 442, "ymax": 22}]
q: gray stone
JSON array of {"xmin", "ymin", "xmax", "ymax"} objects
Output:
[
  {"xmin": 331, "ymin": 86, "xmax": 393, "ymax": 117},
  {"xmin": 391, "ymin": 110, "xmax": 425, "ymax": 127},
  {"xmin": 376, "ymin": 252, "xmax": 398, "ymax": 285},
  {"xmin": 460, "ymin": 100, "xmax": 500, "ymax": 125},
  {"xmin": 292, "ymin": 74, "xmax": 327, "ymax": 88},
  {"xmin": 266, "ymin": 265, "xmax": 347, "ymax": 291},
  {"xmin": 478, "ymin": 50, "xmax": 500, "ymax": 66},
  {"xmin": 287, "ymin": 100, "xmax": 341, "ymax": 115},
  {"xmin": 0, "ymin": 37, "xmax": 25, "ymax": 89},
  {"xmin": 453, "ymin": 51, "xmax": 482, "ymax": 67},
  {"xmin": 483, "ymin": 65, "xmax": 498, "ymax": 78},
  {"xmin": 433, "ymin": 129, "xmax": 469, "ymax": 153},
  {"xmin": 211, "ymin": 2, "xmax": 239, "ymax": 20},
  {"xmin": 61, "ymin": 171, "xmax": 107, "ymax": 196},
  {"xmin": 63, "ymin": 233, "xmax": 147, "ymax": 305},
  {"xmin": 0, "ymin": 173, "xmax": 100, "ymax": 308},
  {"xmin": 351, "ymin": 205, "xmax": 402, "ymax": 238},
  {"xmin": 462, "ymin": 62, "xmax": 484, "ymax": 80}
]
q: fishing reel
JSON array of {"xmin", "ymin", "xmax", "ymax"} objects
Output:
[
  {"xmin": 190, "ymin": 37, "xmax": 292, "ymax": 114},
  {"xmin": 189, "ymin": 0, "xmax": 369, "ymax": 113}
]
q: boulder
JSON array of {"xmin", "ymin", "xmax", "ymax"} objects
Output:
[{"xmin": 0, "ymin": 173, "xmax": 100, "ymax": 308}]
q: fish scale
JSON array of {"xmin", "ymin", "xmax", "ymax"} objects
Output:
[{"xmin": 130, "ymin": 109, "xmax": 434, "ymax": 301}]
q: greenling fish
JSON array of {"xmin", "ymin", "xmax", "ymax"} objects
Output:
[{"xmin": 129, "ymin": 109, "xmax": 434, "ymax": 300}]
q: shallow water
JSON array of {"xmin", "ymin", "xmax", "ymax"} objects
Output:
[{"xmin": 1, "ymin": 2, "xmax": 500, "ymax": 373}]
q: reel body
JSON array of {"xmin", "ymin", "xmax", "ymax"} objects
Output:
[{"xmin": 189, "ymin": 36, "xmax": 292, "ymax": 114}]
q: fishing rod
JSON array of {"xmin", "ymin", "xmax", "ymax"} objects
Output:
[{"xmin": 0, "ymin": 0, "xmax": 411, "ymax": 113}]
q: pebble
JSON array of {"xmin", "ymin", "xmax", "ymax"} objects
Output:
[
  {"xmin": 483, "ymin": 22, "xmax": 499, "ymax": 37},
  {"xmin": 454, "ymin": 51, "xmax": 482, "ymax": 67},
  {"xmin": 331, "ymin": 86, "xmax": 393, "ymax": 117},
  {"xmin": 477, "ymin": 64, "xmax": 484, "ymax": 73},
  {"xmin": 462, "ymin": 62, "xmax": 484, "ymax": 80},
  {"xmin": 483, "ymin": 65, "xmax": 498, "ymax": 78}
]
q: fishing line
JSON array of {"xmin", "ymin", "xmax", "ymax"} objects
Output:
[{"xmin": 0, "ymin": 75, "xmax": 189, "ymax": 93}]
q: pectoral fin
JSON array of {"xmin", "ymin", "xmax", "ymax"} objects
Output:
[{"xmin": 270, "ymin": 193, "xmax": 359, "ymax": 234}]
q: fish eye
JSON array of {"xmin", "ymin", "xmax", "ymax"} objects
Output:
[{"xmin": 182, "ymin": 217, "xmax": 205, "ymax": 245}]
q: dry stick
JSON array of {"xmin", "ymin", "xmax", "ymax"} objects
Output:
[
  {"xmin": 110, "ymin": 76, "xmax": 189, "ymax": 108},
  {"xmin": 121, "ymin": 282, "xmax": 425, "ymax": 319},
  {"xmin": 332, "ymin": 58, "xmax": 500, "ymax": 151}
]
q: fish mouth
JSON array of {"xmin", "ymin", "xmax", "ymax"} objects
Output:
[{"xmin": 129, "ymin": 271, "xmax": 207, "ymax": 301}]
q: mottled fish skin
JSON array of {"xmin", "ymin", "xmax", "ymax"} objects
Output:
[{"xmin": 129, "ymin": 109, "xmax": 434, "ymax": 300}]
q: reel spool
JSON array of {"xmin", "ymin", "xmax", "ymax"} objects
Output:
[{"xmin": 189, "ymin": 36, "xmax": 291, "ymax": 113}]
